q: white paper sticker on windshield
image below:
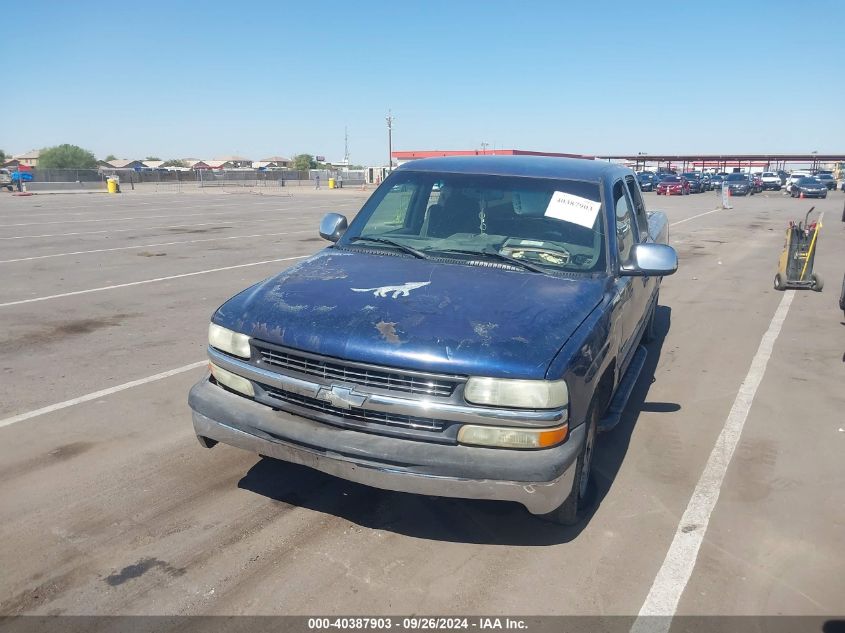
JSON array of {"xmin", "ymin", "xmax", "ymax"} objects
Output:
[{"xmin": 544, "ymin": 192, "xmax": 602, "ymax": 228}]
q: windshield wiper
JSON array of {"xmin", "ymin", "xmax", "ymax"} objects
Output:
[
  {"xmin": 431, "ymin": 248, "xmax": 546, "ymax": 273},
  {"xmin": 348, "ymin": 236, "xmax": 429, "ymax": 259}
]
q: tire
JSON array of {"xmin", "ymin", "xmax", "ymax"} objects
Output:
[
  {"xmin": 811, "ymin": 272, "xmax": 823, "ymax": 292},
  {"xmin": 540, "ymin": 401, "xmax": 599, "ymax": 526},
  {"xmin": 774, "ymin": 273, "xmax": 787, "ymax": 291}
]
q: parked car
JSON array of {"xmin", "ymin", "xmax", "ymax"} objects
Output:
[
  {"xmin": 656, "ymin": 175, "xmax": 690, "ymax": 195},
  {"xmin": 760, "ymin": 172, "xmax": 782, "ymax": 190},
  {"xmin": 724, "ymin": 172, "xmax": 753, "ymax": 196},
  {"xmin": 815, "ymin": 173, "xmax": 836, "ymax": 190},
  {"xmin": 784, "ymin": 172, "xmax": 812, "ymax": 191},
  {"xmin": 637, "ymin": 171, "xmax": 656, "ymax": 192},
  {"xmin": 777, "ymin": 170, "xmax": 789, "ymax": 184},
  {"xmin": 749, "ymin": 173, "xmax": 763, "ymax": 193},
  {"xmin": 188, "ymin": 156, "xmax": 678, "ymax": 525},
  {"xmin": 0, "ymin": 168, "xmax": 13, "ymax": 191},
  {"xmin": 789, "ymin": 177, "xmax": 828, "ymax": 198},
  {"xmin": 681, "ymin": 172, "xmax": 704, "ymax": 193},
  {"xmin": 708, "ymin": 174, "xmax": 724, "ymax": 190}
]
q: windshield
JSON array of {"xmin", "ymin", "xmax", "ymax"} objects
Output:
[
  {"xmin": 797, "ymin": 177, "xmax": 819, "ymax": 185},
  {"xmin": 681, "ymin": 173, "xmax": 698, "ymax": 179},
  {"xmin": 762, "ymin": 173, "xmax": 775, "ymax": 177},
  {"xmin": 816, "ymin": 174, "xmax": 833, "ymax": 180},
  {"xmin": 662, "ymin": 176, "xmax": 680, "ymax": 183},
  {"xmin": 726, "ymin": 174, "xmax": 747, "ymax": 182},
  {"xmin": 339, "ymin": 171, "xmax": 606, "ymax": 273}
]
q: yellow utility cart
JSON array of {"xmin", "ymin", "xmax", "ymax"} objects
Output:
[{"xmin": 774, "ymin": 207, "xmax": 823, "ymax": 291}]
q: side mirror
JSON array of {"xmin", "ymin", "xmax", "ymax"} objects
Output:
[
  {"xmin": 319, "ymin": 213, "xmax": 348, "ymax": 242},
  {"xmin": 620, "ymin": 243, "xmax": 678, "ymax": 277}
]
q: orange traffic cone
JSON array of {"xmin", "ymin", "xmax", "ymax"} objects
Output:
[{"xmin": 800, "ymin": 192, "xmax": 805, "ymax": 199}]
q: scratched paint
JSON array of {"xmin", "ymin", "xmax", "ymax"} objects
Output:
[
  {"xmin": 375, "ymin": 321, "xmax": 401, "ymax": 345},
  {"xmin": 212, "ymin": 250, "xmax": 604, "ymax": 380}
]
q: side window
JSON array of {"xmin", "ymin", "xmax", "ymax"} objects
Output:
[
  {"xmin": 625, "ymin": 175, "xmax": 649, "ymax": 241},
  {"xmin": 362, "ymin": 182, "xmax": 418, "ymax": 235},
  {"xmin": 613, "ymin": 180, "xmax": 636, "ymax": 265}
]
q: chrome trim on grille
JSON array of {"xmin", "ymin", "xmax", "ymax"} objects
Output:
[
  {"xmin": 208, "ymin": 346, "xmax": 567, "ymax": 428},
  {"xmin": 259, "ymin": 383, "xmax": 449, "ymax": 435},
  {"xmin": 253, "ymin": 342, "xmax": 461, "ymax": 398}
]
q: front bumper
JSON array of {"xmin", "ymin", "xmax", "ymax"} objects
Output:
[{"xmin": 189, "ymin": 378, "xmax": 583, "ymax": 515}]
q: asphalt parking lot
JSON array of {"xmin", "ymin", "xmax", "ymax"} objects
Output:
[{"xmin": 0, "ymin": 187, "xmax": 843, "ymax": 620}]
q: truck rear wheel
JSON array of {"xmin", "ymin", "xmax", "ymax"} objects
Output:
[
  {"xmin": 539, "ymin": 402, "xmax": 598, "ymax": 526},
  {"xmin": 811, "ymin": 273, "xmax": 823, "ymax": 292},
  {"xmin": 774, "ymin": 273, "xmax": 787, "ymax": 291}
]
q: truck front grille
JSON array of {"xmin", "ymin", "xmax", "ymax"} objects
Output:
[
  {"xmin": 254, "ymin": 344, "xmax": 459, "ymax": 398},
  {"xmin": 260, "ymin": 384, "xmax": 448, "ymax": 434}
]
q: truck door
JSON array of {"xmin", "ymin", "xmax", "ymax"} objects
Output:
[
  {"xmin": 611, "ymin": 180, "xmax": 643, "ymax": 376},
  {"xmin": 624, "ymin": 174, "xmax": 658, "ymax": 339}
]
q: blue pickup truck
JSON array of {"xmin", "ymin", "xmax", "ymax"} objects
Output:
[{"xmin": 189, "ymin": 156, "xmax": 678, "ymax": 524}]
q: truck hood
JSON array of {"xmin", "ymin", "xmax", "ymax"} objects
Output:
[{"xmin": 213, "ymin": 250, "xmax": 606, "ymax": 379}]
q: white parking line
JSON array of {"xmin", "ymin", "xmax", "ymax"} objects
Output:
[
  {"xmin": 0, "ymin": 361, "xmax": 207, "ymax": 430},
  {"xmin": 0, "ymin": 201, "xmax": 358, "ymax": 229},
  {"xmin": 630, "ymin": 290, "xmax": 794, "ymax": 633},
  {"xmin": 0, "ymin": 208, "xmax": 264, "ymax": 227},
  {"xmin": 670, "ymin": 209, "xmax": 721, "ymax": 227},
  {"xmin": 0, "ymin": 255, "xmax": 309, "ymax": 308},
  {"xmin": 0, "ymin": 221, "xmax": 240, "ymax": 240},
  {"xmin": 0, "ymin": 230, "xmax": 312, "ymax": 263}
]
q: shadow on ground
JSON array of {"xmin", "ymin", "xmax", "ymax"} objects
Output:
[{"xmin": 238, "ymin": 306, "xmax": 677, "ymax": 546}]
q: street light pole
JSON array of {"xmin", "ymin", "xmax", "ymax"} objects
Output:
[{"xmin": 386, "ymin": 110, "xmax": 394, "ymax": 173}]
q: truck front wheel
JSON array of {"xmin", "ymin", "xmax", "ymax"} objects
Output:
[{"xmin": 540, "ymin": 402, "xmax": 598, "ymax": 526}]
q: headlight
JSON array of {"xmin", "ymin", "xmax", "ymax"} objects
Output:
[
  {"xmin": 458, "ymin": 423, "xmax": 568, "ymax": 449},
  {"xmin": 208, "ymin": 323, "xmax": 251, "ymax": 358},
  {"xmin": 464, "ymin": 377, "xmax": 568, "ymax": 409},
  {"xmin": 209, "ymin": 362, "xmax": 255, "ymax": 397}
]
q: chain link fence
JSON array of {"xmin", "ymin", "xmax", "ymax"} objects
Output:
[{"xmin": 26, "ymin": 168, "xmax": 366, "ymax": 192}]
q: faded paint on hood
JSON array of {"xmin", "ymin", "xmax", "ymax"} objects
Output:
[{"xmin": 212, "ymin": 250, "xmax": 606, "ymax": 379}]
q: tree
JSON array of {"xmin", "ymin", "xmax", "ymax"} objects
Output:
[
  {"xmin": 145, "ymin": 156, "xmax": 161, "ymax": 161},
  {"xmin": 292, "ymin": 154, "xmax": 316, "ymax": 171},
  {"xmin": 0, "ymin": 149, "xmax": 6, "ymax": 163},
  {"xmin": 39, "ymin": 144, "xmax": 97, "ymax": 169},
  {"xmin": 105, "ymin": 154, "xmax": 117, "ymax": 161},
  {"xmin": 161, "ymin": 159, "xmax": 186, "ymax": 168}
]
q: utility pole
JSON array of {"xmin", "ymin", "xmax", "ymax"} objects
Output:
[
  {"xmin": 386, "ymin": 110, "xmax": 394, "ymax": 172},
  {"xmin": 480, "ymin": 142, "xmax": 489, "ymax": 154},
  {"xmin": 344, "ymin": 126, "xmax": 349, "ymax": 166}
]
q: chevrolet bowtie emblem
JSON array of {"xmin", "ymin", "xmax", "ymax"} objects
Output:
[{"xmin": 315, "ymin": 385, "xmax": 367, "ymax": 410}]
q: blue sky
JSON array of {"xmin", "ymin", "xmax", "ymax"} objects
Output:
[{"xmin": 6, "ymin": 1, "xmax": 843, "ymax": 164}]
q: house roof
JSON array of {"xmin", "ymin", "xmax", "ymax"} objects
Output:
[
  {"xmin": 260, "ymin": 156, "xmax": 290, "ymax": 162},
  {"xmin": 143, "ymin": 160, "xmax": 165, "ymax": 169},
  {"xmin": 107, "ymin": 159, "xmax": 142, "ymax": 168},
  {"xmin": 15, "ymin": 150, "xmax": 41, "ymax": 159},
  {"xmin": 205, "ymin": 160, "xmax": 229, "ymax": 168},
  {"xmin": 213, "ymin": 155, "xmax": 250, "ymax": 162}
]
